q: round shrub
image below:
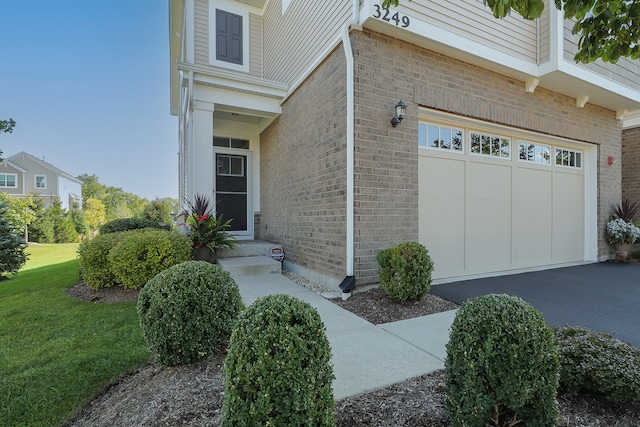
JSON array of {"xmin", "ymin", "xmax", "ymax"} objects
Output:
[
  {"xmin": 137, "ymin": 261, "xmax": 243, "ymax": 366},
  {"xmin": 377, "ymin": 241, "xmax": 434, "ymax": 301},
  {"xmin": 77, "ymin": 232, "xmax": 123, "ymax": 289},
  {"xmin": 99, "ymin": 217, "xmax": 165, "ymax": 234},
  {"xmin": 222, "ymin": 294, "xmax": 335, "ymax": 427},
  {"xmin": 108, "ymin": 229, "xmax": 192, "ymax": 289},
  {"xmin": 557, "ymin": 326, "xmax": 640, "ymax": 402},
  {"xmin": 445, "ymin": 294, "xmax": 559, "ymax": 427}
]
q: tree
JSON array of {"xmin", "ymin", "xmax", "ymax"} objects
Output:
[
  {"xmin": 46, "ymin": 201, "xmax": 78, "ymax": 243},
  {"xmin": 143, "ymin": 198, "xmax": 176, "ymax": 225},
  {"xmin": 77, "ymin": 173, "xmax": 104, "ymax": 203},
  {"xmin": 29, "ymin": 198, "xmax": 54, "ymax": 243},
  {"xmin": 380, "ymin": 0, "xmax": 640, "ymax": 63},
  {"xmin": 84, "ymin": 197, "xmax": 107, "ymax": 233},
  {"xmin": 0, "ymin": 119, "xmax": 15, "ymax": 134},
  {"xmin": 70, "ymin": 203, "xmax": 90, "ymax": 237},
  {"xmin": 0, "ymin": 118, "xmax": 16, "ymax": 162},
  {"xmin": 0, "ymin": 193, "xmax": 37, "ymax": 241},
  {"xmin": 0, "ymin": 199, "xmax": 28, "ymax": 278},
  {"xmin": 77, "ymin": 173, "xmax": 148, "ymax": 221}
]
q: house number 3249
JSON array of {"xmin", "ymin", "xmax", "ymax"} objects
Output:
[{"xmin": 373, "ymin": 4, "xmax": 410, "ymax": 28}]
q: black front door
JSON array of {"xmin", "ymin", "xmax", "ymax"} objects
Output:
[{"xmin": 215, "ymin": 153, "xmax": 247, "ymax": 232}]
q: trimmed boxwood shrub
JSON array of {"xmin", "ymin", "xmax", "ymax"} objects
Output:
[
  {"xmin": 377, "ymin": 241, "xmax": 434, "ymax": 301},
  {"xmin": 108, "ymin": 229, "xmax": 192, "ymax": 289},
  {"xmin": 137, "ymin": 261, "xmax": 243, "ymax": 366},
  {"xmin": 556, "ymin": 326, "xmax": 640, "ymax": 402},
  {"xmin": 445, "ymin": 294, "xmax": 559, "ymax": 427},
  {"xmin": 99, "ymin": 217, "xmax": 165, "ymax": 234},
  {"xmin": 77, "ymin": 232, "xmax": 123, "ymax": 289},
  {"xmin": 222, "ymin": 294, "xmax": 335, "ymax": 427}
]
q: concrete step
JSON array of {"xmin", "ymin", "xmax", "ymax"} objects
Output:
[
  {"xmin": 217, "ymin": 240, "xmax": 282, "ymax": 259},
  {"xmin": 218, "ymin": 256, "xmax": 282, "ymax": 277}
]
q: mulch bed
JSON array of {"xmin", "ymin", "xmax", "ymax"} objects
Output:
[{"xmin": 64, "ymin": 280, "xmax": 640, "ymax": 426}]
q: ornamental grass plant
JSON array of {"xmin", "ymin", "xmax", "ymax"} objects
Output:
[{"xmin": 184, "ymin": 194, "xmax": 237, "ymax": 253}]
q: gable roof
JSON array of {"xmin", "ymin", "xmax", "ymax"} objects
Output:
[
  {"xmin": 0, "ymin": 159, "xmax": 28, "ymax": 173},
  {"xmin": 5, "ymin": 151, "xmax": 82, "ymax": 184}
]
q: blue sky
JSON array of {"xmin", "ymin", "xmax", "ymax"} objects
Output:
[{"xmin": 0, "ymin": 1, "xmax": 178, "ymax": 201}]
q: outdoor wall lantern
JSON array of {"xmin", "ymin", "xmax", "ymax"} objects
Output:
[{"xmin": 391, "ymin": 100, "xmax": 407, "ymax": 128}]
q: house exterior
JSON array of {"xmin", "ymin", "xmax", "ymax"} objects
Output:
[
  {"xmin": 169, "ymin": 0, "xmax": 640, "ymax": 291},
  {"xmin": 0, "ymin": 151, "xmax": 83, "ymax": 210}
]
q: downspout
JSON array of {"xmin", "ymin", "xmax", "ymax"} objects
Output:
[{"xmin": 339, "ymin": 0, "xmax": 360, "ymax": 298}]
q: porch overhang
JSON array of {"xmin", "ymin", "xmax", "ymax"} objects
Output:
[{"xmin": 178, "ymin": 62, "xmax": 288, "ymax": 131}]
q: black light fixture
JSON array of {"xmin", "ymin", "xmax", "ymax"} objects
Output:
[{"xmin": 391, "ymin": 100, "xmax": 407, "ymax": 128}]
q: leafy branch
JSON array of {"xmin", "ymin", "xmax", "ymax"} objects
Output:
[{"xmin": 380, "ymin": 0, "xmax": 640, "ymax": 63}]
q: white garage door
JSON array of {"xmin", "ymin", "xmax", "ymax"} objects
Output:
[{"xmin": 418, "ymin": 116, "xmax": 591, "ymax": 281}]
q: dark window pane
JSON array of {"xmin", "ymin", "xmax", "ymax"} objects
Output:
[
  {"xmin": 230, "ymin": 138, "xmax": 249, "ymax": 149},
  {"xmin": 216, "ymin": 9, "xmax": 243, "ymax": 65},
  {"xmin": 214, "ymin": 137, "xmax": 230, "ymax": 147}
]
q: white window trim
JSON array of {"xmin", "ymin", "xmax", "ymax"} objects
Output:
[
  {"xmin": 419, "ymin": 122, "xmax": 465, "ymax": 153},
  {"xmin": 554, "ymin": 147, "xmax": 584, "ymax": 169},
  {"xmin": 469, "ymin": 130, "xmax": 512, "ymax": 160},
  {"xmin": 0, "ymin": 173, "xmax": 17, "ymax": 188},
  {"xmin": 518, "ymin": 141, "xmax": 551, "ymax": 166},
  {"xmin": 209, "ymin": 0, "xmax": 250, "ymax": 73},
  {"xmin": 217, "ymin": 154, "xmax": 246, "ymax": 177},
  {"xmin": 35, "ymin": 174, "xmax": 47, "ymax": 189}
]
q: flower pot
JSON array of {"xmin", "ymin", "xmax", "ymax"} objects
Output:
[
  {"xmin": 194, "ymin": 246, "xmax": 216, "ymax": 263},
  {"xmin": 614, "ymin": 242, "xmax": 633, "ymax": 261}
]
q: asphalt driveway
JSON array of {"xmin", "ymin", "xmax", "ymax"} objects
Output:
[{"xmin": 430, "ymin": 262, "xmax": 640, "ymax": 347}]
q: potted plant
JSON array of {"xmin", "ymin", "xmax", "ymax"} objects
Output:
[
  {"xmin": 185, "ymin": 194, "xmax": 237, "ymax": 262},
  {"xmin": 606, "ymin": 198, "xmax": 640, "ymax": 259}
]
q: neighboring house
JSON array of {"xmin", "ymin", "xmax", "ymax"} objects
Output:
[
  {"xmin": 169, "ymin": 0, "xmax": 640, "ymax": 291},
  {"xmin": 0, "ymin": 152, "xmax": 83, "ymax": 211}
]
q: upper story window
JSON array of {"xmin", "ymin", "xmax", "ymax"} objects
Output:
[
  {"xmin": 519, "ymin": 142, "xmax": 551, "ymax": 164},
  {"xmin": 35, "ymin": 175, "xmax": 47, "ymax": 189},
  {"xmin": 210, "ymin": 0, "xmax": 250, "ymax": 73},
  {"xmin": 216, "ymin": 9, "xmax": 242, "ymax": 65},
  {"xmin": 470, "ymin": 131, "xmax": 510, "ymax": 159},
  {"xmin": 0, "ymin": 173, "xmax": 17, "ymax": 188},
  {"xmin": 419, "ymin": 123, "xmax": 464, "ymax": 152}
]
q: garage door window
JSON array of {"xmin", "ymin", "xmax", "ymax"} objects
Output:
[
  {"xmin": 470, "ymin": 131, "xmax": 510, "ymax": 159},
  {"xmin": 519, "ymin": 142, "xmax": 551, "ymax": 164},
  {"xmin": 419, "ymin": 123, "xmax": 463, "ymax": 152},
  {"xmin": 555, "ymin": 148, "xmax": 582, "ymax": 168}
]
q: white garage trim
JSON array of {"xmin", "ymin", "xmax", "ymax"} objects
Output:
[{"xmin": 418, "ymin": 108, "xmax": 598, "ymax": 282}]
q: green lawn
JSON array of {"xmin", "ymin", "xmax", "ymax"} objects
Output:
[{"xmin": 0, "ymin": 244, "xmax": 150, "ymax": 427}]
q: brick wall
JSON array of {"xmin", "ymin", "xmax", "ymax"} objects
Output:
[
  {"xmin": 260, "ymin": 47, "xmax": 348, "ymax": 284},
  {"xmin": 622, "ymin": 126, "xmax": 640, "ymax": 205},
  {"xmin": 351, "ymin": 29, "xmax": 623, "ymax": 282},
  {"xmin": 260, "ymin": 28, "xmax": 623, "ymax": 287}
]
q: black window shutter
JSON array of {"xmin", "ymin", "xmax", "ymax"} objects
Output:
[{"xmin": 216, "ymin": 9, "xmax": 242, "ymax": 65}]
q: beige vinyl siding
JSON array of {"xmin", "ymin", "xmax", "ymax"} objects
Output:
[
  {"xmin": 0, "ymin": 165, "xmax": 23, "ymax": 195},
  {"xmin": 249, "ymin": 13, "xmax": 263, "ymax": 78},
  {"xmin": 563, "ymin": 20, "xmax": 640, "ymax": 91},
  {"xmin": 195, "ymin": 0, "xmax": 208, "ymax": 65},
  {"xmin": 538, "ymin": 1, "xmax": 550, "ymax": 64},
  {"xmin": 262, "ymin": 0, "xmax": 352, "ymax": 83},
  {"xmin": 401, "ymin": 0, "xmax": 538, "ymax": 63}
]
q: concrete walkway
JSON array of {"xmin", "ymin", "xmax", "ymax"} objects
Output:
[{"xmin": 232, "ymin": 273, "xmax": 456, "ymax": 400}]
